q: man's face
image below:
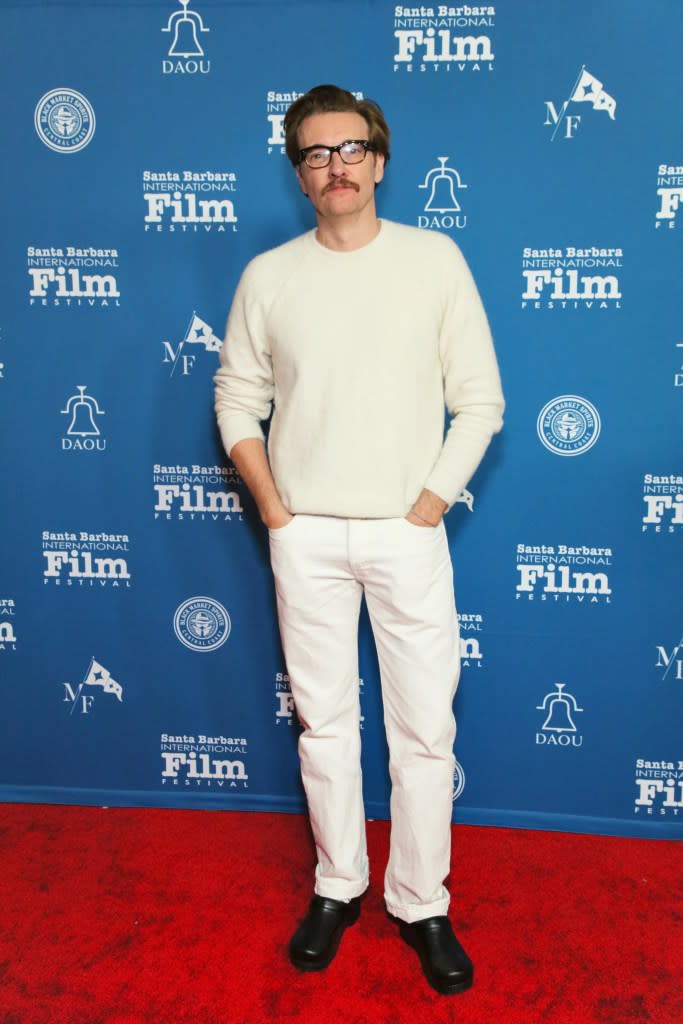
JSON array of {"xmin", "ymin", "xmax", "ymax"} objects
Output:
[{"xmin": 295, "ymin": 111, "xmax": 385, "ymax": 221}]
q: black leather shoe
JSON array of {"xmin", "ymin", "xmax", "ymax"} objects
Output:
[
  {"xmin": 289, "ymin": 895, "xmax": 361, "ymax": 971},
  {"xmin": 399, "ymin": 916, "xmax": 473, "ymax": 995}
]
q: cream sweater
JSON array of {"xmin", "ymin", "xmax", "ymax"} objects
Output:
[{"xmin": 215, "ymin": 220, "xmax": 504, "ymax": 518}]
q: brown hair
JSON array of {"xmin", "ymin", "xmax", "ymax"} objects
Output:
[{"xmin": 284, "ymin": 84, "xmax": 391, "ymax": 167}]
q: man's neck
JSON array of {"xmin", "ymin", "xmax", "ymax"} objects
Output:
[{"xmin": 315, "ymin": 213, "xmax": 382, "ymax": 252}]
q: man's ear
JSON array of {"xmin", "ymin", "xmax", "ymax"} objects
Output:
[{"xmin": 374, "ymin": 152, "xmax": 386, "ymax": 187}]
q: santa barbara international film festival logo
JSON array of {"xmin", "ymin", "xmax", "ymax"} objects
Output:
[
  {"xmin": 162, "ymin": 313, "xmax": 221, "ymax": 377},
  {"xmin": 642, "ymin": 473, "xmax": 683, "ymax": 533},
  {"xmin": 27, "ymin": 246, "xmax": 120, "ymax": 308},
  {"xmin": 161, "ymin": 732, "xmax": 248, "ymax": 789},
  {"xmin": 515, "ymin": 542, "xmax": 612, "ymax": 604},
  {"xmin": 274, "ymin": 671, "xmax": 366, "ymax": 729},
  {"xmin": 544, "ymin": 66, "xmax": 616, "ymax": 141},
  {"xmin": 143, "ymin": 170, "xmax": 237, "ymax": 233},
  {"xmin": 173, "ymin": 597, "xmax": 231, "ymax": 652},
  {"xmin": 153, "ymin": 462, "xmax": 244, "ymax": 522},
  {"xmin": 458, "ymin": 611, "xmax": 484, "ymax": 668},
  {"xmin": 535, "ymin": 682, "xmax": 584, "ymax": 748},
  {"xmin": 392, "ymin": 5, "xmax": 495, "ymax": 74},
  {"xmin": 34, "ymin": 88, "xmax": 95, "ymax": 153},
  {"xmin": 521, "ymin": 246, "xmax": 622, "ymax": 310},
  {"xmin": 161, "ymin": 0, "xmax": 210, "ymax": 75},
  {"xmin": 634, "ymin": 757, "xmax": 683, "ymax": 817},
  {"xmin": 0, "ymin": 599, "xmax": 17, "ymax": 652},
  {"xmin": 62, "ymin": 658, "xmax": 123, "ymax": 716},
  {"xmin": 60, "ymin": 386, "xmax": 106, "ymax": 451},
  {"xmin": 266, "ymin": 91, "xmax": 300, "ymax": 155},
  {"xmin": 275, "ymin": 671, "xmax": 298, "ymax": 727},
  {"xmin": 537, "ymin": 396, "xmax": 601, "ymax": 457},
  {"xmin": 417, "ymin": 158, "xmax": 468, "ymax": 232},
  {"xmin": 265, "ymin": 90, "xmax": 363, "ymax": 155},
  {"xmin": 655, "ymin": 163, "xmax": 683, "ymax": 229},
  {"xmin": 43, "ymin": 531, "xmax": 132, "ymax": 588}
]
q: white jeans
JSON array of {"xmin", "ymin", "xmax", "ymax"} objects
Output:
[{"xmin": 269, "ymin": 515, "xmax": 460, "ymax": 924}]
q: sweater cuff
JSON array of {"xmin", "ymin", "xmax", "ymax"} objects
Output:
[{"xmin": 217, "ymin": 415, "xmax": 266, "ymax": 459}]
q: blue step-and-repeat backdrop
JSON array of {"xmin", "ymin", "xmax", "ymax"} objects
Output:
[{"xmin": 1, "ymin": 0, "xmax": 681, "ymax": 838}]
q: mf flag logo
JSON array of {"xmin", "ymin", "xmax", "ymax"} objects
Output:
[
  {"xmin": 162, "ymin": 312, "xmax": 221, "ymax": 377},
  {"xmin": 63, "ymin": 658, "xmax": 124, "ymax": 715},
  {"xmin": 656, "ymin": 638, "xmax": 683, "ymax": 683},
  {"xmin": 545, "ymin": 66, "xmax": 617, "ymax": 140}
]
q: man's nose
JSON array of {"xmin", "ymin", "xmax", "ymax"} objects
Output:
[{"xmin": 327, "ymin": 150, "xmax": 346, "ymax": 174}]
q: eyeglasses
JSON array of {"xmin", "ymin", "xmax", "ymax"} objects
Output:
[{"xmin": 297, "ymin": 139, "xmax": 375, "ymax": 169}]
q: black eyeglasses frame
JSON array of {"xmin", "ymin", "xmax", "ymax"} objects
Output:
[{"xmin": 297, "ymin": 139, "xmax": 376, "ymax": 168}]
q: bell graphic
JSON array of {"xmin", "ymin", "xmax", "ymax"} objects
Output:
[
  {"xmin": 419, "ymin": 157, "xmax": 468, "ymax": 214},
  {"xmin": 536, "ymin": 683, "xmax": 583, "ymax": 733},
  {"xmin": 163, "ymin": 0, "xmax": 208, "ymax": 58},
  {"xmin": 61, "ymin": 386, "xmax": 104, "ymax": 437}
]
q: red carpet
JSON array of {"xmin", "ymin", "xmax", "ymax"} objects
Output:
[{"xmin": 0, "ymin": 804, "xmax": 681, "ymax": 1024}]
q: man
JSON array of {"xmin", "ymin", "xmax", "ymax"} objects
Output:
[{"xmin": 214, "ymin": 84, "xmax": 503, "ymax": 995}]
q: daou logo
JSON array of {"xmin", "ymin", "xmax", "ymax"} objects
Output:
[
  {"xmin": 418, "ymin": 158, "xmax": 467, "ymax": 231},
  {"xmin": 536, "ymin": 683, "xmax": 583, "ymax": 747},
  {"xmin": 162, "ymin": 0, "xmax": 210, "ymax": 74},
  {"xmin": 60, "ymin": 386, "xmax": 106, "ymax": 451}
]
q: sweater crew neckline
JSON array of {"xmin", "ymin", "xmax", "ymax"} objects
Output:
[{"xmin": 309, "ymin": 219, "xmax": 387, "ymax": 257}]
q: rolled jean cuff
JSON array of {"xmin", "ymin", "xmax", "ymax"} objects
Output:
[
  {"xmin": 385, "ymin": 887, "xmax": 450, "ymax": 924},
  {"xmin": 315, "ymin": 868, "xmax": 369, "ymax": 902}
]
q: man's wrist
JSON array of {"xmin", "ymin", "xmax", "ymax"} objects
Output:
[
  {"xmin": 260, "ymin": 500, "xmax": 292, "ymax": 530},
  {"xmin": 409, "ymin": 508, "xmax": 438, "ymax": 527},
  {"xmin": 410, "ymin": 488, "xmax": 447, "ymax": 526}
]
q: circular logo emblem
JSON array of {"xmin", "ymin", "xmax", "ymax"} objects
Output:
[
  {"xmin": 34, "ymin": 88, "xmax": 96, "ymax": 153},
  {"xmin": 537, "ymin": 395, "xmax": 601, "ymax": 457},
  {"xmin": 173, "ymin": 597, "xmax": 231, "ymax": 652},
  {"xmin": 452, "ymin": 758, "xmax": 466, "ymax": 802}
]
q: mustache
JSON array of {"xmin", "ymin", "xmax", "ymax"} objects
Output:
[{"xmin": 323, "ymin": 178, "xmax": 360, "ymax": 194}]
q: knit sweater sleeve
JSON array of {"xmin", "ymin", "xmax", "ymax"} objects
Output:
[
  {"xmin": 423, "ymin": 240, "xmax": 504, "ymax": 507},
  {"xmin": 214, "ymin": 259, "xmax": 274, "ymax": 457}
]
